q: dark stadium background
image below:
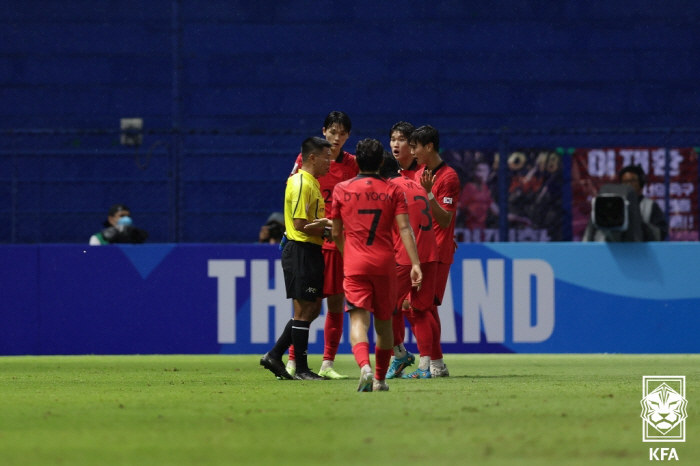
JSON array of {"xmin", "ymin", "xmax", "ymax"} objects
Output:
[{"xmin": 2, "ymin": 0, "xmax": 699, "ymax": 243}]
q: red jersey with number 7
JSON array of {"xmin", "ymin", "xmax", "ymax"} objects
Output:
[
  {"xmin": 291, "ymin": 151, "xmax": 359, "ymax": 250},
  {"xmin": 331, "ymin": 174, "xmax": 408, "ymax": 276}
]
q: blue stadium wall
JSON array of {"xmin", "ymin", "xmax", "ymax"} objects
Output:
[
  {"xmin": 3, "ymin": 0, "xmax": 699, "ymax": 130},
  {"xmin": 1, "ymin": 243, "xmax": 698, "ymax": 355},
  {"xmin": 2, "ymin": 1, "xmax": 700, "ymax": 243}
]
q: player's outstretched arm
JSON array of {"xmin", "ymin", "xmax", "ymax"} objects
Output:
[
  {"xmin": 420, "ymin": 170, "xmax": 454, "ymax": 229},
  {"xmin": 396, "ymin": 213, "xmax": 422, "ymax": 288},
  {"xmin": 332, "ymin": 218, "xmax": 345, "ymax": 256},
  {"xmin": 303, "ymin": 218, "xmax": 333, "ymax": 241},
  {"xmin": 296, "ymin": 218, "xmax": 330, "ymax": 238}
]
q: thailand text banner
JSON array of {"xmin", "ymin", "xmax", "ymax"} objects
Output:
[{"xmin": 1, "ymin": 244, "xmax": 698, "ymax": 355}]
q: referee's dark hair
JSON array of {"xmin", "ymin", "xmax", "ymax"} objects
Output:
[
  {"xmin": 379, "ymin": 151, "xmax": 401, "ymax": 179},
  {"xmin": 409, "ymin": 125, "xmax": 440, "ymax": 152},
  {"xmin": 323, "ymin": 111, "xmax": 352, "ymax": 133},
  {"xmin": 300, "ymin": 137, "xmax": 331, "ymax": 162},
  {"xmin": 356, "ymin": 138, "xmax": 385, "ymax": 172}
]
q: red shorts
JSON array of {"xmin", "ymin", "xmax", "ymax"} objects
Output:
[
  {"xmin": 434, "ymin": 261, "xmax": 452, "ymax": 305},
  {"xmin": 322, "ymin": 248, "xmax": 344, "ymax": 297},
  {"xmin": 344, "ymin": 274, "xmax": 397, "ymax": 321},
  {"xmin": 396, "ymin": 261, "xmax": 437, "ymax": 312}
]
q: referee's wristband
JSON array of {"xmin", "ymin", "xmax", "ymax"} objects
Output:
[
  {"xmin": 323, "ymin": 226, "xmax": 331, "ymax": 238},
  {"xmin": 427, "ymin": 192, "xmax": 435, "ymax": 201}
]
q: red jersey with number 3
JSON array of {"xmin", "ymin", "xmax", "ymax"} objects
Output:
[
  {"xmin": 414, "ymin": 162, "xmax": 461, "ymax": 264},
  {"xmin": 331, "ymin": 174, "xmax": 408, "ymax": 276},
  {"xmin": 389, "ymin": 174, "xmax": 439, "ymax": 265},
  {"xmin": 291, "ymin": 151, "xmax": 358, "ymax": 250}
]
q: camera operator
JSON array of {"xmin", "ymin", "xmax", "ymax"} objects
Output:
[
  {"xmin": 619, "ymin": 165, "xmax": 668, "ymax": 241},
  {"xmin": 583, "ymin": 165, "xmax": 668, "ymax": 242}
]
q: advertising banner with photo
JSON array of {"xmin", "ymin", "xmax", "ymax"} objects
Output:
[
  {"xmin": 441, "ymin": 149, "xmax": 565, "ymax": 242},
  {"xmin": 571, "ymin": 147, "xmax": 699, "ymax": 241}
]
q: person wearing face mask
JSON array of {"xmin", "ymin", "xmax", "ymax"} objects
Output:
[{"xmin": 89, "ymin": 204, "xmax": 149, "ymax": 245}]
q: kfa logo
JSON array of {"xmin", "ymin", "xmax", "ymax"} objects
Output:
[
  {"xmin": 649, "ymin": 448, "xmax": 678, "ymax": 461},
  {"xmin": 641, "ymin": 376, "xmax": 687, "ymax": 442}
]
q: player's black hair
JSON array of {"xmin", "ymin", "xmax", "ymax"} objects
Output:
[
  {"xmin": 355, "ymin": 138, "xmax": 385, "ymax": 172},
  {"xmin": 618, "ymin": 164, "xmax": 647, "ymax": 188},
  {"xmin": 300, "ymin": 136, "xmax": 331, "ymax": 162},
  {"xmin": 379, "ymin": 151, "xmax": 401, "ymax": 179},
  {"xmin": 409, "ymin": 125, "xmax": 440, "ymax": 152},
  {"xmin": 389, "ymin": 121, "xmax": 415, "ymax": 139},
  {"xmin": 323, "ymin": 111, "xmax": 352, "ymax": 133}
]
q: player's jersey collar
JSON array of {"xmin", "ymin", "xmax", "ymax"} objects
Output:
[
  {"xmin": 357, "ymin": 173, "xmax": 383, "ymax": 180},
  {"xmin": 336, "ymin": 151, "xmax": 347, "ymax": 163},
  {"xmin": 299, "ymin": 168, "xmax": 320, "ymax": 186},
  {"xmin": 403, "ymin": 159, "xmax": 418, "ymax": 171},
  {"xmin": 431, "ymin": 161, "xmax": 447, "ymax": 175}
]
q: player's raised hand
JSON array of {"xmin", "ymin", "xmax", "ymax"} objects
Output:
[{"xmin": 420, "ymin": 169, "xmax": 436, "ymax": 194}]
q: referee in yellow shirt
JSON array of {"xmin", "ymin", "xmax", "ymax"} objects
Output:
[{"xmin": 261, "ymin": 137, "xmax": 332, "ymax": 380}]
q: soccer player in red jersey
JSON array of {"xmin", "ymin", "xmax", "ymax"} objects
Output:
[
  {"xmin": 412, "ymin": 125, "xmax": 461, "ymax": 377},
  {"xmin": 386, "ymin": 121, "xmax": 424, "ymax": 375},
  {"xmin": 389, "ymin": 121, "xmax": 422, "ymax": 180},
  {"xmin": 288, "ymin": 111, "xmax": 358, "ymax": 379},
  {"xmin": 380, "ymin": 153, "xmax": 441, "ymax": 379},
  {"xmin": 330, "ymin": 139, "xmax": 422, "ymax": 392}
]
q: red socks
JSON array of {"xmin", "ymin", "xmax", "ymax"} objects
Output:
[
  {"xmin": 391, "ymin": 312, "xmax": 406, "ymax": 347},
  {"xmin": 375, "ymin": 347, "xmax": 392, "ymax": 380},
  {"xmin": 323, "ymin": 311, "xmax": 344, "ymax": 361},
  {"xmin": 352, "ymin": 342, "xmax": 371, "ymax": 368},
  {"xmin": 352, "ymin": 342, "xmax": 392, "ymax": 381},
  {"xmin": 428, "ymin": 306, "xmax": 443, "ymax": 360},
  {"xmin": 411, "ymin": 310, "xmax": 433, "ymax": 357},
  {"xmin": 430, "ymin": 304, "xmax": 442, "ymax": 332}
]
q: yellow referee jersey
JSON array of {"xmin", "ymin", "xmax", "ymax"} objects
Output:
[{"xmin": 285, "ymin": 169, "xmax": 325, "ymax": 246}]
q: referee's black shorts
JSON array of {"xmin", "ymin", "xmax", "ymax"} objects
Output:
[{"xmin": 281, "ymin": 240, "xmax": 325, "ymax": 302}]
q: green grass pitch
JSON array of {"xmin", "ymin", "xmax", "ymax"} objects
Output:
[{"xmin": 0, "ymin": 354, "xmax": 697, "ymax": 465}]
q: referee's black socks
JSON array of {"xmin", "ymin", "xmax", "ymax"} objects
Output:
[
  {"xmin": 291, "ymin": 320, "xmax": 311, "ymax": 373},
  {"xmin": 269, "ymin": 319, "xmax": 294, "ymax": 360}
]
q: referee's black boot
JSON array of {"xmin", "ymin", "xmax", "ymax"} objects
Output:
[
  {"xmin": 294, "ymin": 370, "xmax": 326, "ymax": 381},
  {"xmin": 260, "ymin": 353, "xmax": 293, "ymax": 380}
]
